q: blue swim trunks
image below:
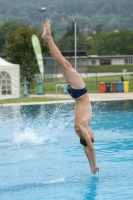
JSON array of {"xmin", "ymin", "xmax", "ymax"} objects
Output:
[{"xmin": 67, "ymin": 85, "xmax": 87, "ymax": 99}]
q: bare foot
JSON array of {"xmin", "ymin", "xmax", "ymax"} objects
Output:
[{"xmin": 42, "ymin": 20, "xmax": 51, "ymax": 40}]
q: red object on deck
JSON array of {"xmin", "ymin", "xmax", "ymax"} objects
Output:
[{"xmin": 99, "ymin": 82, "xmax": 105, "ymax": 93}]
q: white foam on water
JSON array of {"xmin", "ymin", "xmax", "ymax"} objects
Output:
[
  {"xmin": 45, "ymin": 176, "xmax": 66, "ymax": 184},
  {"xmin": 12, "ymin": 126, "xmax": 58, "ymax": 146},
  {"xmin": 13, "ymin": 127, "xmax": 45, "ymax": 145}
]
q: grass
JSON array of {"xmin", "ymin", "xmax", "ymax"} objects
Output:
[
  {"xmin": 88, "ymin": 65, "xmax": 133, "ymax": 73},
  {"xmin": 30, "ymin": 74, "xmax": 133, "ymax": 94},
  {"xmin": 84, "ymin": 75, "xmax": 133, "ymax": 93},
  {"xmin": 2, "ymin": 74, "xmax": 133, "ymax": 104},
  {"xmin": 1, "ymin": 96, "xmax": 67, "ymax": 104}
]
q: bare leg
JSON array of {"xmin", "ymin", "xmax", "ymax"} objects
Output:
[{"xmin": 42, "ymin": 20, "xmax": 85, "ymax": 89}]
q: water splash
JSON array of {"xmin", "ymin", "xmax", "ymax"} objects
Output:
[
  {"xmin": 13, "ymin": 127, "xmax": 44, "ymax": 145},
  {"xmin": 0, "ymin": 103, "xmax": 74, "ymax": 148}
]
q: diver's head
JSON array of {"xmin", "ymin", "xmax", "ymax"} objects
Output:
[
  {"xmin": 80, "ymin": 129, "xmax": 95, "ymax": 146},
  {"xmin": 88, "ymin": 128, "xmax": 95, "ymax": 143}
]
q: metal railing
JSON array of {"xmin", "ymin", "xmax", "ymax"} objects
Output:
[
  {"xmin": 0, "ymin": 86, "xmax": 2, "ymax": 107},
  {"xmin": 56, "ymin": 84, "xmax": 67, "ymax": 102}
]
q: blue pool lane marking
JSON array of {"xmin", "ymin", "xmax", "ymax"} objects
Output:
[{"xmin": 0, "ymin": 117, "xmax": 5, "ymax": 121}]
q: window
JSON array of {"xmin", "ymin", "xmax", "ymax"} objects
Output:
[
  {"xmin": 92, "ymin": 59, "xmax": 96, "ymax": 65},
  {"xmin": 125, "ymin": 59, "xmax": 128, "ymax": 64},
  {"xmin": 100, "ymin": 59, "xmax": 111, "ymax": 65},
  {"xmin": 0, "ymin": 71, "xmax": 11, "ymax": 95},
  {"xmin": 125, "ymin": 59, "xmax": 133, "ymax": 64}
]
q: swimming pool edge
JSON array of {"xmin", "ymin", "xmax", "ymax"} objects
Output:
[{"xmin": 1, "ymin": 92, "xmax": 133, "ymax": 106}]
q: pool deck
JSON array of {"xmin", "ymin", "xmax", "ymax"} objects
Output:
[
  {"xmin": 30, "ymin": 92, "xmax": 133, "ymax": 101},
  {"xmin": 1, "ymin": 92, "xmax": 133, "ymax": 106}
]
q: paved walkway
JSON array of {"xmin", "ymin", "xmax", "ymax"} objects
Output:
[
  {"xmin": 1, "ymin": 92, "xmax": 133, "ymax": 107},
  {"xmin": 30, "ymin": 92, "xmax": 133, "ymax": 102}
]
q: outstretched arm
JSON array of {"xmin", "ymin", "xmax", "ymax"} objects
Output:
[
  {"xmin": 84, "ymin": 146, "xmax": 93, "ymax": 168},
  {"xmin": 80, "ymin": 127, "xmax": 99, "ymax": 174},
  {"xmin": 84, "ymin": 146, "xmax": 99, "ymax": 174}
]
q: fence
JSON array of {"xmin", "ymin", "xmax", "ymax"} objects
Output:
[
  {"xmin": 82, "ymin": 73, "xmax": 133, "ymax": 93},
  {"xmin": 0, "ymin": 86, "xmax": 2, "ymax": 106}
]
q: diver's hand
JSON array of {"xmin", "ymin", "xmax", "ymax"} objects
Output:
[{"xmin": 91, "ymin": 166, "xmax": 99, "ymax": 174}]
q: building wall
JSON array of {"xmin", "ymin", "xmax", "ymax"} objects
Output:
[
  {"xmin": 65, "ymin": 57, "xmax": 89, "ymax": 73},
  {"xmin": 45, "ymin": 55, "xmax": 133, "ymax": 74},
  {"xmin": 111, "ymin": 58, "xmax": 125, "ymax": 65}
]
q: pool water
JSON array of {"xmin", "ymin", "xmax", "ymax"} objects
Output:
[{"xmin": 0, "ymin": 100, "xmax": 133, "ymax": 200}]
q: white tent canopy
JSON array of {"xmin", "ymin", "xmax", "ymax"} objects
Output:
[{"xmin": 0, "ymin": 57, "xmax": 20, "ymax": 100}]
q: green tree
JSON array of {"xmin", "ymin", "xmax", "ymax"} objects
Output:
[
  {"xmin": 88, "ymin": 30, "xmax": 133, "ymax": 55},
  {"xmin": 84, "ymin": 35, "xmax": 94, "ymax": 51},
  {"xmin": 57, "ymin": 22, "xmax": 85, "ymax": 50},
  {"xmin": 94, "ymin": 24, "xmax": 103, "ymax": 34},
  {"xmin": 0, "ymin": 21, "xmax": 21, "ymax": 52},
  {"xmin": 1, "ymin": 0, "xmax": 133, "ymax": 36},
  {"xmin": 4, "ymin": 25, "xmax": 49, "ymax": 89},
  {"xmin": 115, "ymin": 30, "xmax": 133, "ymax": 55}
]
